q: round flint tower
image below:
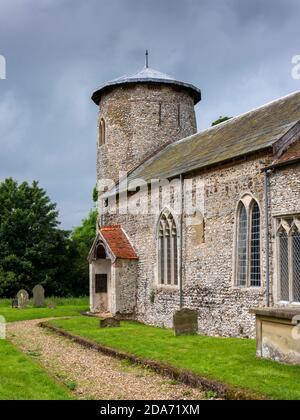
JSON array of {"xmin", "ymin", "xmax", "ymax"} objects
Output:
[{"xmin": 92, "ymin": 56, "xmax": 201, "ymax": 183}]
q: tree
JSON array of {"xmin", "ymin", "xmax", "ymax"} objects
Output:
[
  {"xmin": 69, "ymin": 210, "xmax": 97, "ymax": 296},
  {"xmin": 93, "ymin": 185, "xmax": 98, "ymax": 203},
  {"xmin": 0, "ymin": 178, "xmax": 71, "ymax": 297},
  {"xmin": 66, "ymin": 186, "xmax": 98, "ymax": 296},
  {"xmin": 212, "ymin": 116, "xmax": 232, "ymax": 126}
]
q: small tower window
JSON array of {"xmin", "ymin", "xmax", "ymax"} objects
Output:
[{"xmin": 99, "ymin": 118, "xmax": 106, "ymax": 146}]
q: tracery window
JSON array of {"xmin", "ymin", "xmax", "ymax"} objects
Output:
[
  {"xmin": 158, "ymin": 210, "xmax": 178, "ymax": 286},
  {"xmin": 277, "ymin": 216, "xmax": 300, "ymax": 303},
  {"xmin": 236, "ymin": 196, "xmax": 261, "ymax": 287}
]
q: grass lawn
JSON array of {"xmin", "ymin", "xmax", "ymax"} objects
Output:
[
  {"xmin": 49, "ymin": 317, "xmax": 300, "ymax": 400},
  {"xmin": 0, "ymin": 340, "xmax": 73, "ymax": 400},
  {"xmin": 0, "ymin": 297, "xmax": 89, "ymax": 323}
]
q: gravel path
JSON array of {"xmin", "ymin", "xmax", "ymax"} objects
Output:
[{"xmin": 8, "ymin": 319, "xmax": 206, "ymax": 401}]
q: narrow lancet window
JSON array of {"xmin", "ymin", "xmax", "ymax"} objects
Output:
[{"xmin": 158, "ymin": 210, "xmax": 179, "ymax": 287}]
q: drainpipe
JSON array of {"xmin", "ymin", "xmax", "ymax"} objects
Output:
[
  {"xmin": 179, "ymin": 174, "xmax": 184, "ymax": 309},
  {"xmin": 264, "ymin": 169, "xmax": 272, "ymax": 307}
]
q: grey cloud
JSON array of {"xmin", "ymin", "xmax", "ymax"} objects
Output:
[{"xmin": 0, "ymin": 0, "xmax": 299, "ymax": 228}]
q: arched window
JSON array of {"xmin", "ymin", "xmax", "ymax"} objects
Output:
[
  {"xmin": 292, "ymin": 229, "xmax": 300, "ymax": 303},
  {"xmin": 278, "ymin": 227, "xmax": 289, "ymax": 301},
  {"xmin": 237, "ymin": 203, "xmax": 247, "ymax": 287},
  {"xmin": 158, "ymin": 210, "xmax": 178, "ymax": 286},
  {"xmin": 96, "ymin": 243, "xmax": 106, "ymax": 259},
  {"xmin": 250, "ymin": 202, "xmax": 261, "ymax": 287},
  {"xmin": 276, "ymin": 217, "xmax": 300, "ymax": 303},
  {"xmin": 236, "ymin": 196, "xmax": 261, "ymax": 287},
  {"xmin": 99, "ymin": 118, "xmax": 106, "ymax": 146}
]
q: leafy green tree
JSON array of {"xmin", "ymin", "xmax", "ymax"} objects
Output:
[
  {"xmin": 69, "ymin": 210, "xmax": 97, "ymax": 296},
  {"xmin": 212, "ymin": 116, "xmax": 232, "ymax": 126},
  {"xmin": 93, "ymin": 185, "xmax": 98, "ymax": 203},
  {"xmin": 0, "ymin": 178, "xmax": 71, "ymax": 297},
  {"xmin": 67, "ymin": 186, "xmax": 98, "ymax": 296}
]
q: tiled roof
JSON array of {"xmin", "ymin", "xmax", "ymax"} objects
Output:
[
  {"xmin": 120, "ymin": 90, "xmax": 300, "ymax": 186},
  {"xmin": 100, "ymin": 226, "xmax": 138, "ymax": 260},
  {"xmin": 271, "ymin": 138, "xmax": 300, "ymax": 167}
]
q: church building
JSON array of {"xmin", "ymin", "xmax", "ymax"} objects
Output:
[{"xmin": 88, "ymin": 57, "xmax": 300, "ymax": 338}]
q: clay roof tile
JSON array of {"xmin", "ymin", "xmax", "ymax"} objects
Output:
[{"xmin": 100, "ymin": 226, "xmax": 138, "ymax": 260}]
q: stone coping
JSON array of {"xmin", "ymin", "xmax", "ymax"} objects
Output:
[{"xmin": 250, "ymin": 307, "xmax": 300, "ymax": 321}]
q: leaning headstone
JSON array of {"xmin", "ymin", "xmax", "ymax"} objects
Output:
[
  {"xmin": 173, "ymin": 308, "xmax": 198, "ymax": 336},
  {"xmin": 100, "ymin": 318, "xmax": 120, "ymax": 329},
  {"xmin": 33, "ymin": 285, "xmax": 45, "ymax": 308},
  {"xmin": 0, "ymin": 316, "xmax": 6, "ymax": 339},
  {"xmin": 16, "ymin": 290, "xmax": 29, "ymax": 309},
  {"xmin": 11, "ymin": 298, "xmax": 18, "ymax": 309}
]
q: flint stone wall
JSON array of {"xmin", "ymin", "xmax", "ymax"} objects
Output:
[
  {"xmin": 97, "ymin": 84, "xmax": 197, "ymax": 182},
  {"xmin": 103, "ymin": 155, "xmax": 273, "ymax": 338}
]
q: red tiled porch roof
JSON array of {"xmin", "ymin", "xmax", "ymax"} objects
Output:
[
  {"xmin": 272, "ymin": 138, "xmax": 300, "ymax": 167},
  {"xmin": 100, "ymin": 225, "xmax": 138, "ymax": 260}
]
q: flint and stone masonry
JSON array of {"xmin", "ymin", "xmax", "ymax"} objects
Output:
[
  {"xmin": 89, "ymin": 63, "xmax": 300, "ymax": 340},
  {"xmin": 97, "ymin": 84, "xmax": 197, "ymax": 182}
]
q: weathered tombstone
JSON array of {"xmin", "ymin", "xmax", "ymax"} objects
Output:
[
  {"xmin": 0, "ymin": 316, "xmax": 6, "ymax": 339},
  {"xmin": 33, "ymin": 285, "xmax": 45, "ymax": 308},
  {"xmin": 100, "ymin": 318, "xmax": 120, "ymax": 329},
  {"xmin": 173, "ymin": 308, "xmax": 198, "ymax": 336},
  {"xmin": 11, "ymin": 298, "xmax": 18, "ymax": 309},
  {"xmin": 16, "ymin": 290, "xmax": 29, "ymax": 309}
]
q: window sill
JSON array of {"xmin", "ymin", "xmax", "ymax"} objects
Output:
[
  {"xmin": 277, "ymin": 301, "xmax": 300, "ymax": 307},
  {"xmin": 155, "ymin": 285, "xmax": 179, "ymax": 292},
  {"xmin": 232, "ymin": 286, "xmax": 263, "ymax": 292}
]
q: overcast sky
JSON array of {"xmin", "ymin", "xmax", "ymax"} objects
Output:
[{"xmin": 0, "ymin": 0, "xmax": 299, "ymax": 229}]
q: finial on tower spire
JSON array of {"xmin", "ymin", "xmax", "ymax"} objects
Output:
[{"xmin": 145, "ymin": 50, "xmax": 149, "ymax": 68}]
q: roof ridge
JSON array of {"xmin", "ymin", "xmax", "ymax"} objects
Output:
[
  {"xmin": 103, "ymin": 89, "xmax": 300, "ymax": 198},
  {"xmin": 173, "ymin": 90, "xmax": 300, "ymax": 148},
  {"xmin": 127, "ymin": 90, "xmax": 300, "ymax": 175},
  {"xmin": 101, "ymin": 225, "xmax": 121, "ymax": 230}
]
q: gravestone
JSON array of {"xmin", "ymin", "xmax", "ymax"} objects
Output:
[
  {"xmin": 173, "ymin": 308, "xmax": 198, "ymax": 336},
  {"xmin": 0, "ymin": 316, "xmax": 5, "ymax": 339},
  {"xmin": 100, "ymin": 318, "xmax": 120, "ymax": 329},
  {"xmin": 16, "ymin": 290, "xmax": 29, "ymax": 309},
  {"xmin": 33, "ymin": 285, "xmax": 45, "ymax": 308},
  {"xmin": 11, "ymin": 298, "xmax": 18, "ymax": 309}
]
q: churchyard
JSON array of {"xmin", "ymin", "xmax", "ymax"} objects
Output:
[
  {"xmin": 0, "ymin": 295, "xmax": 88, "ymax": 400},
  {"xmin": 1, "ymin": 294, "xmax": 300, "ymax": 400},
  {"xmin": 0, "ymin": 339, "xmax": 73, "ymax": 400},
  {"xmin": 0, "ymin": 296, "xmax": 89, "ymax": 323}
]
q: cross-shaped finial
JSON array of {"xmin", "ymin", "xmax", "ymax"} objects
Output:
[{"xmin": 145, "ymin": 50, "xmax": 149, "ymax": 68}]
